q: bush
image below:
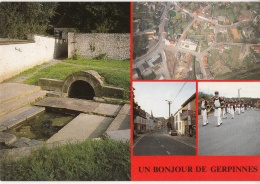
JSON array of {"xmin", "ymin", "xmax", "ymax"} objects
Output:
[
  {"xmin": 94, "ymin": 53, "xmax": 107, "ymax": 60},
  {"xmin": 0, "ymin": 139, "xmax": 130, "ymax": 181}
]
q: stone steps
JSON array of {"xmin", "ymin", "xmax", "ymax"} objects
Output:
[
  {"xmin": 0, "ymin": 83, "xmax": 41, "ymax": 105},
  {"xmin": 0, "ymin": 105, "xmax": 32, "ymax": 126},
  {"xmin": 0, "ymin": 106, "xmax": 45, "ymax": 131},
  {"xmin": 0, "ymin": 91, "xmax": 46, "ymax": 116}
]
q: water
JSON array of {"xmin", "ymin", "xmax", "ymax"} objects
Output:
[{"xmin": 5, "ymin": 109, "xmax": 78, "ymax": 141}]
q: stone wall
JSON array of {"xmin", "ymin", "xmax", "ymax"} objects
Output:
[
  {"xmin": 68, "ymin": 33, "xmax": 129, "ymax": 60},
  {"xmin": 0, "ymin": 35, "xmax": 67, "ymax": 83}
]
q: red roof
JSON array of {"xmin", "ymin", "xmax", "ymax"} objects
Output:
[
  {"xmin": 203, "ymin": 56, "xmax": 208, "ymax": 62},
  {"xmin": 253, "ymin": 45, "xmax": 260, "ymax": 51}
]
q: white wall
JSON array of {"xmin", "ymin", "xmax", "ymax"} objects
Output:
[{"xmin": 0, "ymin": 35, "xmax": 66, "ymax": 83}]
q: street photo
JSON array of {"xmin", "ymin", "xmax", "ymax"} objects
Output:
[
  {"xmin": 133, "ymin": 2, "xmax": 260, "ymax": 80},
  {"xmin": 133, "ymin": 82, "xmax": 196, "ymax": 156},
  {"xmin": 198, "ymin": 82, "xmax": 260, "ymax": 155}
]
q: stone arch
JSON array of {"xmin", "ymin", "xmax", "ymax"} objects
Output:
[
  {"xmin": 62, "ymin": 70, "xmax": 103, "ymax": 98},
  {"xmin": 68, "ymin": 80, "xmax": 95, "ymax": 100}
]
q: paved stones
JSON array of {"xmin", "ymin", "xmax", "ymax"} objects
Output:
[
  {"xmin": 0, "ymin": 132, "xmax": 17, "ymax": 145},
  {"xmin": 35, "ymin": 97, "xmax": 122, "ymax": 117},
  {"xmin": 106, "ymin": 104, "xmax": 130, "ymax": 132},
  {"xmin": 105, "ymin": 129, "xmax": 130, "ymax": 142},
  {"xmin": 46, "ymin": 113, "xmax": 113, "ymax": 144},
  {"xmin": 93, "ymin": 103, "xmax": 122, "ymax": 117}
]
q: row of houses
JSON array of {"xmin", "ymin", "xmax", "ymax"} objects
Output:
[{"xmin": 133, "ymin": 102, "xmax": 167, "ymax": 134}]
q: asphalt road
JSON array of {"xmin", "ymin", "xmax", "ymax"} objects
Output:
[
  {"xmin": 134, "ymin": 128, "xmax": 196, "ymax": 156},
  {"xmin": 199, "ymin": 109, "xmax": 260, "ymax": 155}
]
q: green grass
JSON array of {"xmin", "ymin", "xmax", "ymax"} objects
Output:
[
  {"xmin": 169, "ymin": 10, "xmax": 176, "ymax": 17},
  {"xmin": 200, "ymin": 41, "xmax": 208, "ymax": 52},
  {"xmin": 23, "ymin": 63, "xmax": 130, "ymax": 98},
  {"xmin": 24, "ymin": 64, "xmax": 85, "ymax": 85},
  {"xmin": 9, "ymin": 58, "xmax": 130, "ymax": 99},
  {"xmin": 188, "ymin": 35, "xmax": 205, "ymax": 40},
  {"xmin": 63, "ymin": 59, "xmax": 130, "ymax": 71},
  {"xmin": 6, "ymin": 64, "xmax": 42, "ymax": 82},
  {"xmin": 25, "ymin": 64, "xmax": 129, "ymax": 90},
  {"xmin": 0, "ymin": 138, "xmax": 130, "ymax": 181}
]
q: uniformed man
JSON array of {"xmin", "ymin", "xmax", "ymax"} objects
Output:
[
  {"xmin": 212, "ymin": 91, "xmax": 223, "ymax": 127},
  {"xmin": 221, "ymin": 101, "xmax": 227, "ymax": 119},
  {"xmin": 201, "ymin": 96, "xmax": 209, "ymax": 126},
  {"xmin": 237, "ymin": 101, "xmax": 241, "ymax": 115},
  {"xmin": 241, "ymin": 100, "xmax": 245, "ymax": 113},
  {"xmin": 227, "ymin": 101, "xmax": 231, "ymax": 114},
  {"xmin": 230, "ymin": 101, "xmax": 235, "ymax": 119}
]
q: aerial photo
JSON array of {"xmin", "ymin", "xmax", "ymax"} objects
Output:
[{"xmin": 133, "ymin": 2, "xmax": 260, "ymax": 80}]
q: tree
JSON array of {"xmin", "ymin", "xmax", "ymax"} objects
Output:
[
  {"xmin": 51, "ymin": 2, "xmax": 130, "ymax": 33},
  {"xmin": 0, "ymin": 2, "xmax": 130, "ymax": 39},
  {"xmin": 133, "ymin": 34, "xmax": 149, "ymax": 59},
  {"xmin": 0, "ymin": 2, "xmax": 58, "ymax": 39}
]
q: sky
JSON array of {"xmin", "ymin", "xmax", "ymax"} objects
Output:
[
  {"xmin": 133, "ymin": 82, "xmax": 196, "ymax": 119},
  {"xmin": 198, "ymin": 82, "xmax": 260, "ymax": 98}
]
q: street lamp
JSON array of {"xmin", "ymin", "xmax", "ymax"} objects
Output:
[
  {"xmin": 165, "ymin": 100, "xmax": 172, "ymax": 119},
  {"xmin": 165, "ymin": 100, "xmax": 172, "ymax": 130},
  {"xmin": 238, "ymin": 88, "xmax": 241, "ymax": 101}
]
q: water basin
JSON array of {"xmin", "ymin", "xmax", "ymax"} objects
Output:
[{"xmin": 4, "ymin": 108, "xmax": 78, "ymax": 141}]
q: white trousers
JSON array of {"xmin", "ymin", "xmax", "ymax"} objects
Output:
[
  {"xmin": 230, "ymin": 108, "xmax": 235, "ymax": 119},
  {"xmin": 222, "ymin": 108, "xmax": 226, "ymax": 118},
  {"xmin": 241, "ymin": 107, "xmax": 244, "ymax": 113},
  {"xmin": 237, "ymin": 108, "xmax": 241, "ymax": 115},
  {"xmin": 227, "ymin": 107, "xmax": 230, "ymax": 114},
  {"xmin": 201, "ymin": 109, "xmax": 208, "ymax": 125},
  {"xmin": 214, "ymin": 108, "xmax": 222, "ymax": 125}
]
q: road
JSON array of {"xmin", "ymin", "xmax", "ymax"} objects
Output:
[
  {"xmin": 134, "ymin": 128, "xmax": 196, "ymax": 156},
  {"xmin": 134, "ymin": 4, "xmax": 169, "ymax": 64},
  {"xmin": 199, "ymin": 109, "xmax": 260, "ymax": 155}
]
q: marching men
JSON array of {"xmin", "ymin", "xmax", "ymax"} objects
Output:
[{"xmin": 200, "ymin": 92, "xmax": 255, "ymax": 126}]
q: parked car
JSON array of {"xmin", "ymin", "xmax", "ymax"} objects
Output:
[{"xmin": 169, "ymin": 130, "xmax": 177, "ymax": 136}]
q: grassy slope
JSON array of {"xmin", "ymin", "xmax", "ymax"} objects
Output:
[
  {"xmin": 22, "ymin": 59, "xmax": 130, "ymax": 94},
  {"xmin": 0, "ymin": 139, "xmax": 130, "ymax": 181}
]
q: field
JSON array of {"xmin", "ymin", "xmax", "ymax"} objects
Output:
[{"xmin": 230, "ymin": 28, "xmax": 240, "ymax": 40}]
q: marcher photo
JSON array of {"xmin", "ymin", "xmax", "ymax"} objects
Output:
[{"xmin": 198, "ymin": 82, "xmax": 260, "ymax": 155}]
